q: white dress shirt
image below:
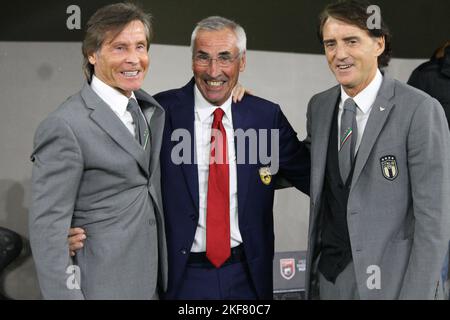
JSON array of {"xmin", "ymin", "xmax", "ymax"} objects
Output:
[
  {"xmin": 90, "ymin": 75, "xmax": 144, "ymax": 138},
  {"xmin": 338, "ymin": 69, "xmax": 383, "ymax": 153},
  {"xmin": 191, "ymin": 86, "xmax": 242, "ymax": 252}
]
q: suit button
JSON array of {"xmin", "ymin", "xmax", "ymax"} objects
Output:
[{"xmin": 181, "ymin": 249, "xmax": 187, "ymax": 255}]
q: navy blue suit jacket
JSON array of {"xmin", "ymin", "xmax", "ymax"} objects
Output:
[{"xmin": 155, "ymin": 79, "xmax": 310, "ymax": 299}]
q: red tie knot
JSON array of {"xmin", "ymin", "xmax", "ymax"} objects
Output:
[{"xmin": 213, "ymin": 108, "xmax": 225, "ymax": 122}]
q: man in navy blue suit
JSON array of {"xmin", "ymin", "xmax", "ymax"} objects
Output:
[
  {"xmin": 69, "ymin": 16, "xmax": 310, "ymax": 300},
  {"xmin": 154, "ymin": 16, "xmax": 310, "ymax": 300}
]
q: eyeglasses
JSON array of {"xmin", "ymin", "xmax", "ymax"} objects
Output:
[{"xmin": 193, "ymin": 53, "xmax": 241, "ymax": 67}]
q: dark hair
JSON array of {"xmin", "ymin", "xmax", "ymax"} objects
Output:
[
  {"xmin": 81, "ymin": 2, "xmax": 152, "ymax": 81},
  {"xmin": 318, "ymin": 0, "xmax": 392, "ymax": 68}
]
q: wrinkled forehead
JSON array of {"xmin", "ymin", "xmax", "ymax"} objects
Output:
[
  {"xmin": 324, "ymin": 19, "xmax": 372, "ymax": 42},
  {"xmin": 193, "ymin": 29, "xmax": 238, "ymax": 54},
  {"xmin": 323, "ymin": 16, "xmax": 370, "ymax": 38},
  {"xmin": 102, "ymin": 20, "xmax": 149, "ymax": 46}
]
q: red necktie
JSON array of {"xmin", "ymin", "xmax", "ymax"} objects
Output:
[{"xmin": 206, "ymin": 108, "xmax": 230, "ymax": 268}]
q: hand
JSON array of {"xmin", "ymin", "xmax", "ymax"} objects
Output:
[
  {"xmin": 232, "ymin": 83, "xmax": 253, "ymax": 103},
  {"xmin": 68, "ymin": 227, "xmax": 86, "ymax": 257}
]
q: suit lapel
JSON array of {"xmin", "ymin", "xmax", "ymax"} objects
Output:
[
  {"xmin": 148, "ymin": 106, "xmax": 165, "ymax": 176},
  {"xmin": 135, "ymin": 89, "xmax": 165, "ymax": 178},
  {"xmin": 169, "ymin": 80, "xmax": 200, "ymax": 213},
  {"xmin": 136, "ymin": 90, "xmax": 166, "ymax": 216},
  {"xmin": 81, "ymin": 84, "xmax": 150, "ymax": 176},
  {"xmin": 351, "ymin": 77, "xmax": 395, "ymax": 189},
  {"xmin": 231, "ymin": 100, "xmax": 251, "ymax": 222},
  {"xmin": 311, "ymin": 87, "xmax": 339, "ymax": 207}
]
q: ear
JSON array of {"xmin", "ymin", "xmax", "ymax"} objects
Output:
[
  {"xmin": 374, "ymin": 36, "xmax": 386, "ymax": 58},
  {"xmin": 239, "ymin": 52, "xmax": 246, "ymax": 72},
  {"xmin": 88, "ymin": 51, "xmax": 97, "ymax": 66}
]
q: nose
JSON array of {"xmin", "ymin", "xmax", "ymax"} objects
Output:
[
  {"xmin": 125, "ymin": 48, "xmax": 139, "ymax": 64},
  {"xmin": 207, "ymin": 59, "xmax": 221, "ymax": 78},
  {"xmin": 335, "ymin": 42, "xmax": 348, "ymax": 61}
]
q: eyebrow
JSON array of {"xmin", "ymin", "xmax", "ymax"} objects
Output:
[
  {"xmin": 323, "ymin": 36, "xmax": 360, "ymax": 44},
  {"xmin": 110, "ymin": 41, "xmax": 128, "ymax": 46},
  {"xmin": 109, "ymin": 39, "xmax": 147, "ymax": 47},
  {"xmin": 323, "ymin": 39, "xmax": 336, "ymax": 45},
  {"xmin": 196, "ymin": 50, "xmax": 233, "ymax": 56},
  {"xmin": 342, "ymin": 36, "xmax": 360, "ymax": 41}
]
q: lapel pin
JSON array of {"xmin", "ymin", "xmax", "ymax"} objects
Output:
[
  {"xmin": 143, "ymin": 129, "xmax": 149, "ymax": 149},
  {"xmin": 259, "ymin": 167, "xmax": 272, "ymax": 186}
]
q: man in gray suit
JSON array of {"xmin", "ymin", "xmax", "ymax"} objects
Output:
[
  {"xmin": 306, "ymin": 0, "xmax": 450, "ymax": 299},
  {"xmin": 29, "ymin": 3, "xmax": 167, "ymax": 299}
]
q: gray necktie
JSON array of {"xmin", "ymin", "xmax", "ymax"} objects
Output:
[
  {"xmin": 339, "ymin": 98, "xmax": 358, "ymax": 183},
  {"xmin": 127, "ymin": 98, "xmax": 149, "ymax": 149}
]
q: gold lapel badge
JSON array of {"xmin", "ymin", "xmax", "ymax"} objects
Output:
[{"xmin": 259, "ymin": 167, "xmax": 272, "ymax": 186}]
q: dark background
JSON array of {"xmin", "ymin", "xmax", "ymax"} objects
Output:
[{"xmin": 1, "ymin": 1, "xmax": 449, "ymax": 59}]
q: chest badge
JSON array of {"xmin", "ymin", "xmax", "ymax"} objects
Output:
[
  {"xmin": 259, "ymin": 167, "xmax": 272, "ymax": 186},
  {"xmin": 380, "ymin": 155, "xmax": 398, "ymax": 181}
]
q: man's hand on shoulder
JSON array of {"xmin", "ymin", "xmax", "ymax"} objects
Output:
[{"xmin": 232, "ymin": 83, "xmax": 252, "ymax": 103}]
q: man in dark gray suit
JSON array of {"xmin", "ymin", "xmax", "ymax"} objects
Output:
[
  {"xmin": 306, "ymin": 0, "xmax": 450, "ymax": 299},
  {"xmin": 29, "ymin": 3, "xmax": 167, "ymax": 299}
]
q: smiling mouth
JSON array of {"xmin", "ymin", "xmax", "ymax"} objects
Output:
[
  {"xmin": 205, "ymin": 80, "xmax": 226, "ymax": 87},
  {"xmin": 121, "ymin": 71, "xmax": 140, "ymax": 78},
  {"xmin": 336, "ymin": 64, "xmax": 353, "ymax": 70}
]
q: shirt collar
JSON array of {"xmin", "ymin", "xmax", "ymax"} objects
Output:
[
  {"xmin": 340, "ymin": 69, "xmax": 383, "ymax": 114},
  {"xmin": 91, "ymin": 75, "xmax": 137, "ymax": 116},
  {"xmin": 194, "ymin": 84, "xmax": 233, "ymax": 123}
]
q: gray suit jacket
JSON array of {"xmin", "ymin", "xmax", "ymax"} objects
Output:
[
  {"xmin": 305, "ymin": 76, "xmax": 450, "ymax": 299},
  {"xmin": 29, "ymin": 83, "xmax": 168, "ymax": 299}
]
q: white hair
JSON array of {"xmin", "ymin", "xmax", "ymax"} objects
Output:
[{"xmin": 190, "ymin": 16, "xmax": 247, "ymax": 56}]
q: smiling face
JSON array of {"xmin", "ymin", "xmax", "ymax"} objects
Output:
[
  {"xmin": 192, "ymin": 28, "xmax": 246, "ymax": 106},
  {"xmin": 322, "ymin": 17, "xmax": 385, "ymax": 97},
  {"xmin": 88, "ymin": 20, "xmax": 149, "ymax": 97}
]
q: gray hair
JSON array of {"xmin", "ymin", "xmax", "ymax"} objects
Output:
[
  {"xmin": 82, "ymin": 2, "xmax": 152, "ymax": 81},
  {"xmin": 190, "ymin": 16, "xmax": 247, "ymax": 56}
]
